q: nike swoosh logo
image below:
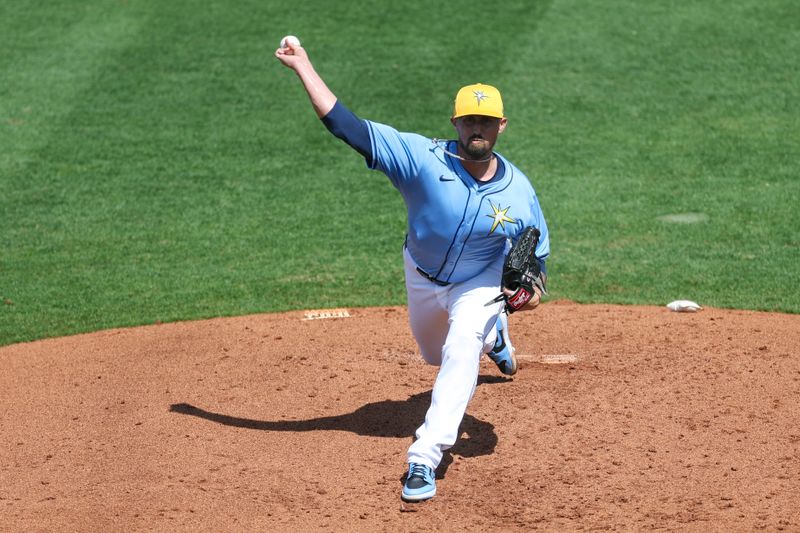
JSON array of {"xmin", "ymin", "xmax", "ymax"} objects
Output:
[{"xmin": 439, "ymin": 175, "xmax": 455, "ymax": 181}]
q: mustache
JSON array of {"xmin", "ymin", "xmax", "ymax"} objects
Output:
[{"xmin": 469, "ymin": 135, "xmax": 485, "ymax": 141}]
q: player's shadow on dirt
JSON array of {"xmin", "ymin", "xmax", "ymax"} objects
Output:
[{"xmin": 169, "ymin": 375, "xmax": 506, "ymax": 477}]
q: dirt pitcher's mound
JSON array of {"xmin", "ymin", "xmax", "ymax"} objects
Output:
[{"xmin": 1, "ymin": 302, "xmax": 799, "ymax": 531}]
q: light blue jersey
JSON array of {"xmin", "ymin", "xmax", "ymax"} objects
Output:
[{"xmin": 366, "ymin": 121, "xmax": 549, "ymax": 284}]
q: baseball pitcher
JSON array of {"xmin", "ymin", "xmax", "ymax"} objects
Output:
[{"xmin": 276, "ymin": 39, "xmax": 549, "ymax": 502}]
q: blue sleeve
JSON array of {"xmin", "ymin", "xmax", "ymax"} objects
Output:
[
  {"xmin": 509, "ymin": 177, "xmax": 549, "ymax": 276},
  {"xmin": 320, "ymin": 100, "xmax": 373, "ymax": 163},
  {"xmin": 531, "ymin": 190, "xmax": 550, "ymax": 266}
]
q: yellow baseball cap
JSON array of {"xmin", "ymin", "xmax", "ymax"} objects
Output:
[{"xmin": 452, "ymin": 83, "xmax": 504, "ymax": 119}]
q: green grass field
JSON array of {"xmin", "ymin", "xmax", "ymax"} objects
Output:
[{"xmin": 2, "ymin": 0, "xmax": 798, "ymax": 346}]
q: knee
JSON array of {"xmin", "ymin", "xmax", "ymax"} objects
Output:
[{"xmin": 419, "ymin": 347, "xmax": 442, "ymax": 366}]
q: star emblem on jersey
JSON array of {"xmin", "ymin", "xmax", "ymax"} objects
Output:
[
  {"xmin": 473, "ymin": 90, "xmax": 489, "ymax": 106},
  {"xmin": 486, "ymin": 202, "xmax": 515, "ymax": 234}
]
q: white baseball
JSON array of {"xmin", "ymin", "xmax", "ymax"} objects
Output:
[
  {"xmin": 666, "ymin": 300, "xmax": 702, "ymax": 312},
  {"xmin": 280, "ymin": 35, "xmax": 301, "ymax": 49}
]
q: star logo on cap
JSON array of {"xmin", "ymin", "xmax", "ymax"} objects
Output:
[
  {"xmin": 473, "ymin": 90, "xmax": 489, "ymax": 106},
  {"xmin": 487, "ymin": 202, "xmax": 515, "ymax": 234}
]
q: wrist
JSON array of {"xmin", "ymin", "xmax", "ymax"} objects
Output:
[{"xmin": 292, "ymin": 60, "xmax": 315, "ymax": 79}]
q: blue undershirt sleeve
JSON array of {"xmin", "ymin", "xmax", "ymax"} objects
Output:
[{"xmin": 320, "ymin": 100, "xmax": 373, "ymax": 164}]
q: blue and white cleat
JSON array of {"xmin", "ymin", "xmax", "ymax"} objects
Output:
[
  {"xmin": 488, "ymin": 311, "xmax": 517, "ymax": 375},
  {"xmin": 401, "ymin": 463, "xmax": 436, "ymax": 502}
]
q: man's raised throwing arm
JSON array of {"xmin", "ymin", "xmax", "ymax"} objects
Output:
[
  {"xmin": 275, "ymin": 41, "xmax": 337, "ymax": 118},
  {"xmin": 275, "ymin": 42, "xmax": 372, "ymax": 161}
]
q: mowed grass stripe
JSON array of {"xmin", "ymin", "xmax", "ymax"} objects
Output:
[{"xmin": 0, "ymin": 3, "xmax": 147, "ymax": 171}]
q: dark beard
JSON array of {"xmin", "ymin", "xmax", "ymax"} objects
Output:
[{"xmin": 460, "ymin": 137, "xmax": 491, "ymax": 160}]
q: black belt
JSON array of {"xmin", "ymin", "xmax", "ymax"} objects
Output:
[
  {"xmin": 416, "ymin": 267, "xmax": 450, "ymax": 286},
  {"xmin": 405, "ymin": 238, "xmax": 450, "ymax": 286}
]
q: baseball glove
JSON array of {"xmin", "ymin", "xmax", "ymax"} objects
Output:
[{"xmin": 501, "ymin": 226, "xmax": 546, "ymax": 313}]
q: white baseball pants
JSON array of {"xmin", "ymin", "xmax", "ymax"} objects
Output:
[{"xmin": 403, "ymin": 246, "xmax": 505, "ymax": 470}]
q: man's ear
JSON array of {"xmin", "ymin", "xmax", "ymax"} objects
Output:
[{"xmin": 498, "ymin": 117, "xmax": 508, "ymax": 134}]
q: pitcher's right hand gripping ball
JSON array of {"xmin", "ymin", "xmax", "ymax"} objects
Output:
[{"xmin": 501, "ymin": 226, "xmax": 546, "ymax": 313}]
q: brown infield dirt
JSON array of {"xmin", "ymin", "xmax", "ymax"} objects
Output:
[{"xmin": 1, "ymin": 301, "xmax": 799, "ymax": 532}]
